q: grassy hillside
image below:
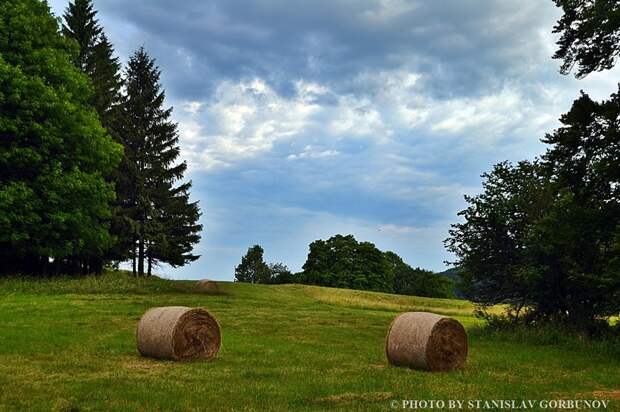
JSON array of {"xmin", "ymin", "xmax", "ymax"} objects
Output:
[{"xmin": 0, "ymin": 272, "xmax": 619, "ymax": 411}]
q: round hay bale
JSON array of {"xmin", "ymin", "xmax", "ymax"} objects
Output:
[
  {"xmin": 196, "ymin": 279, "xmax": 219, "ymax": 293},
  {"xmin": 136, "ymin": 306, "xmax": 221, "ymax": 361},
  {"xmin": 385, "ymin": 311, "xmax": 467, "ymax": 371}
]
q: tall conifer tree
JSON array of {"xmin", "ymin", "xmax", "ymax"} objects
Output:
[
  {"xmin": 61, "ymin": 0, "xmax": 101, "ymax": 71},
  {"xmin": 62, "ymin": 0, "xmax": 129, "ymax": 266},
  {"xmin": 62, "ymin": 0, "xmax": 122, "ymax": 123},
  {"xmin": 123, "ymin": 48, "xmax": 202, "ymax": 276},
  {"xmin": 235, "ymin": 245, "xmax": 270, "ymax": 283}
]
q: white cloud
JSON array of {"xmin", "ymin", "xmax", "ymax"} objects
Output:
[
  {"xmin": 295, "ymin": 80, "xmax": 329, "ymax": 102},
  {"xmin": 175, "ymin": 62, "xmax": 617, "ymax": 176},
  {"xmin": 362, "ymin": 0, "xmax": 419, "ymax": 23},
  {"xmin": 287, "ymin": 145, "xmax": 340, "ymax": 160},
  {"xmin": 178, "ymin": 78, "xmax": 322, "ymax": 170},
  {"xmin": 182, "ymin": 101, "xmax": 203, "ymax": 115},
  {"xmin": 176, "ymin": 77, "xmax": 391, "ymax": 171},
  {"xmin": 328, "ymin": 95, "xmax": 388, "ymax": 139},
  {"xmin": 430, "ymin": 88, "xmax": 523, "ymax": 134},
  {"xmin": 378, "ymin": 224, "xmax": 420, "ymax": 234}
]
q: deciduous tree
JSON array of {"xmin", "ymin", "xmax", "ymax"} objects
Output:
[
  {"xmin": 446, "ymin": 88, "xmax": 620, "ymax": 327},
  {"xmin": 0, "ymin": 0, "xmax": 122, "ymax": 275},
  {"xmin": 553, "ymin": 0, "xmax": 620, "ymax": 78},
  {"xmin": 301, "ymin": 235, "xmax": 393, "ymax": 293},
  {"xmin": 268, "ymin": 263, "xmax": 294, "ymax": 284}
]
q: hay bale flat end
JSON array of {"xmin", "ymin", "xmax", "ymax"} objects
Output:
[{"xmin": 196, "ymin": 279, "xmax": 219, "ymax": 293}]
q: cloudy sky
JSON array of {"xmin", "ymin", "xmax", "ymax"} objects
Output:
[{"xmin": 49, "ymin": 0, "xmax": 620, "ymax": 280}]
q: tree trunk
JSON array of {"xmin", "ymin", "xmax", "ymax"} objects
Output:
[
  {"xmin": 93, "ymin": 257, "xmax": 103, "ymax": 275},
  {"xmin": 132, "ymin": 239, "xmax": 137, "ymax": 276},
  {"xmin": 138, "ymin": 231, "xmax": 145, "ymax": 277},
  {"xmin": 72, "ymin": 257, "xmax": 80, "ymax": 276},
  {"xmin": 41, "ymin": 256, "xmax": 48, "ymax": 277}
]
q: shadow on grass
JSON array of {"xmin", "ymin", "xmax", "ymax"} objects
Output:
[
  {"xmin": 0, "ymin": 270, "xmax": 228, "ymax": 297},
  {"xmin": 468, "ymin": 322, "xmax": 620, "ymax": 358}
]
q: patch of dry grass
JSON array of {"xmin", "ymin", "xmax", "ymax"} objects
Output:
[{"xmin": 294, "ymin": 284, "xmax": 476, "ymax": 316}]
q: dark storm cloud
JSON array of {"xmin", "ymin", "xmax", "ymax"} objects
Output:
[{"xmin": 70, "ymin": 0, "xmax": 561, "ymax": 100}]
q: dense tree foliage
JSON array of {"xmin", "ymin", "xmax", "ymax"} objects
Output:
[
  {"xmin": 122, "ymin": 48, "xmax": 202, "ymax": 276},
  {"xmin": 435, "ymin": 267, "xmax": 466, "ymax": 298},
  {"xmin": 0, "ymin": 0, "xmax": 202, "ymax": 277},
  {"xmin": 385, "ymin": 252, "xmax": 454, "ymax": 298},
  {"xmin": 235, "ymin": 245, "xmax": 271, "ymax": 283},
  {"xmin": 0, "ymin": 0, "xmax": 122, "ymax": 275},
  {"xmin": 446, "ymin": 161, "xmax": 553, "ymax": 312},
  {"xmin": 232, "ymin": 238, "xmax": 451, "ymax": 296},
  {"xmin": 537, "ymin": 89, "xmax": 620, "ymax": 324},
  {"xmin": 234, "ymin": 250, "xmax": 294, "ymax": 285},
  {"xmin": 553, "ymin": 0, "xmax": 620, "ymax": 78},
  {"xmin": 234, "ymin": 237, "xmax": 451, "ymax": 297},
  {"xmin": 268, "ymin": 263, "xmax": 294, "ymax": 284},
  {"xmin": 297, "ymin": 235, "xmax": 453, "ymax": 297},
  {"xmin": 300, "ymin": 235, "xmax": 394, "ymax": 292},
  {"xmin": 446, "ymin": 88, "xmax": 620, "ymax": 327}
]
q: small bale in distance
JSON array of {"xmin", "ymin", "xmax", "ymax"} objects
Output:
[
  {"xmin": 136, "ymin": 306, "xmax": 221, "ymax": 361},
  {"xmin": 385, "ymin": 311, "xmax": 467, "ymax": 371},
  {"xmin": 196, "ymin": 279, "xmax": 219, "ymax": 293}
]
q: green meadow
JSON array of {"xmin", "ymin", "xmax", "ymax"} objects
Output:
[{"xmin": 0, "ymin": 272, "xmax": 619, "ymax": 411}]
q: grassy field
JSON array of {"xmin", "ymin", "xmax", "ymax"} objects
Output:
[{"xmin": 0, "ymin": 272, "xmax": 619, "ymax": 411}]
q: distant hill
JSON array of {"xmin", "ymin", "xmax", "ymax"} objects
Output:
[{"xmin": 436, "ymin": 267, "xmax": 467, "ymax": 299}]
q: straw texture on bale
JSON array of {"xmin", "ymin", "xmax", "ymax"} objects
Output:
[
  {"xmin": 137, "ymin": 306, "xmax": 221, "ymax": 361},
  {"xmin": 385, "ymin": 312, "xmax": 467, "ymax": 371},
  {"xmin": 196, "ymin": 279, "xmax": 219, "ymax": 293}
]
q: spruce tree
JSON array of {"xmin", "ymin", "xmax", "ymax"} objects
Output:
[
  {"xmin": 62, "ymin": 0, "xmax": 122, "ymax": 129},
  {"xmin": 62, "ymin": 0, "xmax": 101, "ymax": 72},
  {"xmin": 235, "ymin": 245, "xmax": 270, "ymax": 283},
  {"xmin": 89, "ymin": 33, "xmax": 123, "ymax": 127},
  {"xmin": 62, "ymin": 0, "xmax": 128, "ymax": 266},
  {"xmin": 123, "ymin": 48, "xmax": 202, "ymax": 276}
]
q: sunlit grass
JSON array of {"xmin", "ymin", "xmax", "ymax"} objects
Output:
[
  {"xmin": 0, "ymin": 271, "xmax": 618, "ymax": 411},
  {"xmin": 295, "ymin": 284, "xmax": 475, "ymax": 315}
]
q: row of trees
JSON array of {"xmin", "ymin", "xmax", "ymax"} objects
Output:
[
  {"xmin": 445, "ymin": 0, "xmax": 620, "ymax": 329},
  {"xmin": 0, "ymin": 0, "xmax": 201, "ymax": 276},
  {"xmin": 235, "ymin": 235, "xmax": 454, "ymax": 298},
  {"xmin": 234, "ymin": 245, "xmax": 295, "ymax": 285}
]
